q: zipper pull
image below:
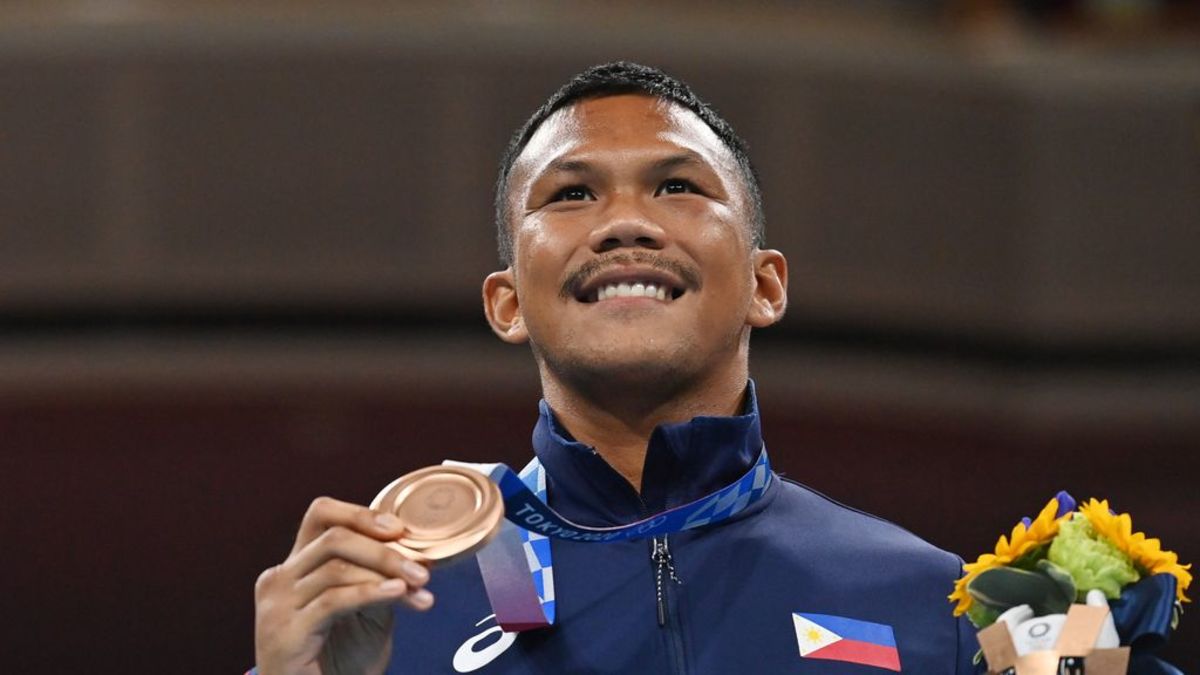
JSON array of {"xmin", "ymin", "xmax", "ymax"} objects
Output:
[{"xmin": 652, "ymin": 536, "xmax": 683, "ymax": 627}]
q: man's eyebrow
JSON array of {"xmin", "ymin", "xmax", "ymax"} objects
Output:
[
  {"xmin": 542, "ymin": 157, "xmax": 596, "ymax": 176},
  {"xmin": 647, "ymin": 151, "xmax": 710, "ymax": 173},
  {"xmin": 541, "ymin": 151, "xmax": 711, "ymax": 178}
]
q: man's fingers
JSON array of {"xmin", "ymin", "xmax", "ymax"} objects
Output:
[
  {"xmin": 292, "ymin": 496, "xmax": 406, "ymax": 555},
  {"xmin": 288, "ymin": 526, "xmax": 429, "ymax": 584},
  {"xmin": 291, "ymin": 556, "xmax": 431, "ymax": 609},
  {"xmin": 293, "ymin": 559, "xmax": 387, "ymax": 608},
  {"xmin": 296, "ymin": 580, "xmax": 435, "ymax": 635},
  {"xmin": 396, "ymin": 586, "xmax": 436, "ymax": 612}
]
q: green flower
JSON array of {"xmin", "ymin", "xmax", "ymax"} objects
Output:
[{"xmin": 1048, "ymin": 513, "xmax": 1139, "ymax": 600}]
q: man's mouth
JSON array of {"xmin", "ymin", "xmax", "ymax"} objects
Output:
[
  {"xmin": 565, "ymin": 254, "xmax": 700, "ymax": 305},
  {"xmin": 584, "ymin": 280, "xmax": 686, "ymax": 303}
]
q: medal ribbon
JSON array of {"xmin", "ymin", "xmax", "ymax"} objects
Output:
[{"xmin": 446, "ymin": 446, "xmax": 773, "ymax": 632}]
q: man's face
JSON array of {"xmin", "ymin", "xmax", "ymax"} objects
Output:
[{"xmin": 485, "ymin": 94, "xmax": 785, "ymax": 392}]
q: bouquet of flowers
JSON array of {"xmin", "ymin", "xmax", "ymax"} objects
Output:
[{"xmin": 950, "ymin": 491, "xmax": 1191, "ymax": 674}]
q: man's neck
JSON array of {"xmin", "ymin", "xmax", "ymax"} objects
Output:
[{"xmin": 539, "ymin": 368, "xmax": 749, "ymax": 491}]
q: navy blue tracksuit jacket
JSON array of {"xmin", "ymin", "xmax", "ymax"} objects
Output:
[{"xmin": 387, "ymin": 387, "xmax": 980, "ymax": 674}]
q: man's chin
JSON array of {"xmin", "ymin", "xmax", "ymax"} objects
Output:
[{"xmin": 541, "ymin": 349, "xmax": 697, "ymax": 395}]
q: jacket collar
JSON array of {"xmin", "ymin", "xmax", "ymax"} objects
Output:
[{"xmin": 530, "ymin": 381, "xmax": 764, "ymax": 527}]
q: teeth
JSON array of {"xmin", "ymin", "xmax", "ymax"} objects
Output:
[{"xmin": 591, "ymin": 281, "xmax": 674, "ymax": 302}]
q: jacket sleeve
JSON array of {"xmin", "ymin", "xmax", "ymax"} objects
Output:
[
  {"xmin": 955, "ymin": 613, "xmax": 986, "ymax": 675},
  {"xmin": 948, "ymin": 551, "xmax": 985, "ymax": 675}
]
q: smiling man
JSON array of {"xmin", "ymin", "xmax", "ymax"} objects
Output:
[{"xmin": 253, "ymin": 63, "xmax": 979, "ymax": 674}]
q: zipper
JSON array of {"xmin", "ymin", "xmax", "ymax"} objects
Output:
[
  {"xmin": 650, "ymin": 534, "xmax": 687, "ymax": 674},
  {"xmin": 651, "ymin": 535, "xmax": 683, "ymax": 626}
]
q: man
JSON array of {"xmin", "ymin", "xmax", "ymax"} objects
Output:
[{"xmin": 254, "ymin": 62, "xmax": 979, "ymax": 674}]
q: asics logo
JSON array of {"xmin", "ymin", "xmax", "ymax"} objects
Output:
[{"xmin": 453, "ymin": 614, "xmax": 518, "ymax": 673}]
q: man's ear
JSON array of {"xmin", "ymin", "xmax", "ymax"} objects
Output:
[
  {"xmin": 746, "ymin": 249, "xmax": 788, "ymax": 328},
  {"xmin": 483, "ymin": 268, "xmax": 529, "ymax": 344}
]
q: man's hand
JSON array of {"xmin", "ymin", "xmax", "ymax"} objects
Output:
[{"xmin": 254, "ymin": 497, "xmax": 435, "ymax": 675}]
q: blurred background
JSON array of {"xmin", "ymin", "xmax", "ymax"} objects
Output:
[{"xmin": 1, "ymin": 1, "xmax": 1197, "ymax": 671}]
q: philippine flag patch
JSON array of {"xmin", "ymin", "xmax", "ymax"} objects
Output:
[{"xmin": 792, "ymin": 613, "xmax": 901, "ymax": 672}]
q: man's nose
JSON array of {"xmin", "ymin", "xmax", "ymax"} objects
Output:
[{"xmin": 587, "ymin": 196, "xmax": 666, "ymax": 253}]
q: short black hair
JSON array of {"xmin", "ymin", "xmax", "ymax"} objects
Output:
[{"xmin": 493, "ymin": 61, "xmax": 765, "ymax": 265}]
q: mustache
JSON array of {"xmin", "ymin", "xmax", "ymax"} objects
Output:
[{"xmin": 560, "ymin": 252, "xmax": 702, "ymax": 300}]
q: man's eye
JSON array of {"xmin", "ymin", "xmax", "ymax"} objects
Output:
[
  {"xmin": 552, "ymin": 186, "xmax": 593, "ymax": 202},
  {"xmin": 656, "ymin": 179, "xmax": 698, "ymax": 196}
]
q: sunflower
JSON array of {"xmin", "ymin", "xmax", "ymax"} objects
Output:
[
  {"xmin": 949, "ymin": 495, "xmax": 1069, "ymax": 616},
  {"xmin": 1078, "ymin": 498, "xmax": 1192, "ymax": 604}
]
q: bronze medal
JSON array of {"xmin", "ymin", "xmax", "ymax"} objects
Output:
[{"xmin": 371, "ymin": 465, "xmax": 504, "ymax": 566}]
